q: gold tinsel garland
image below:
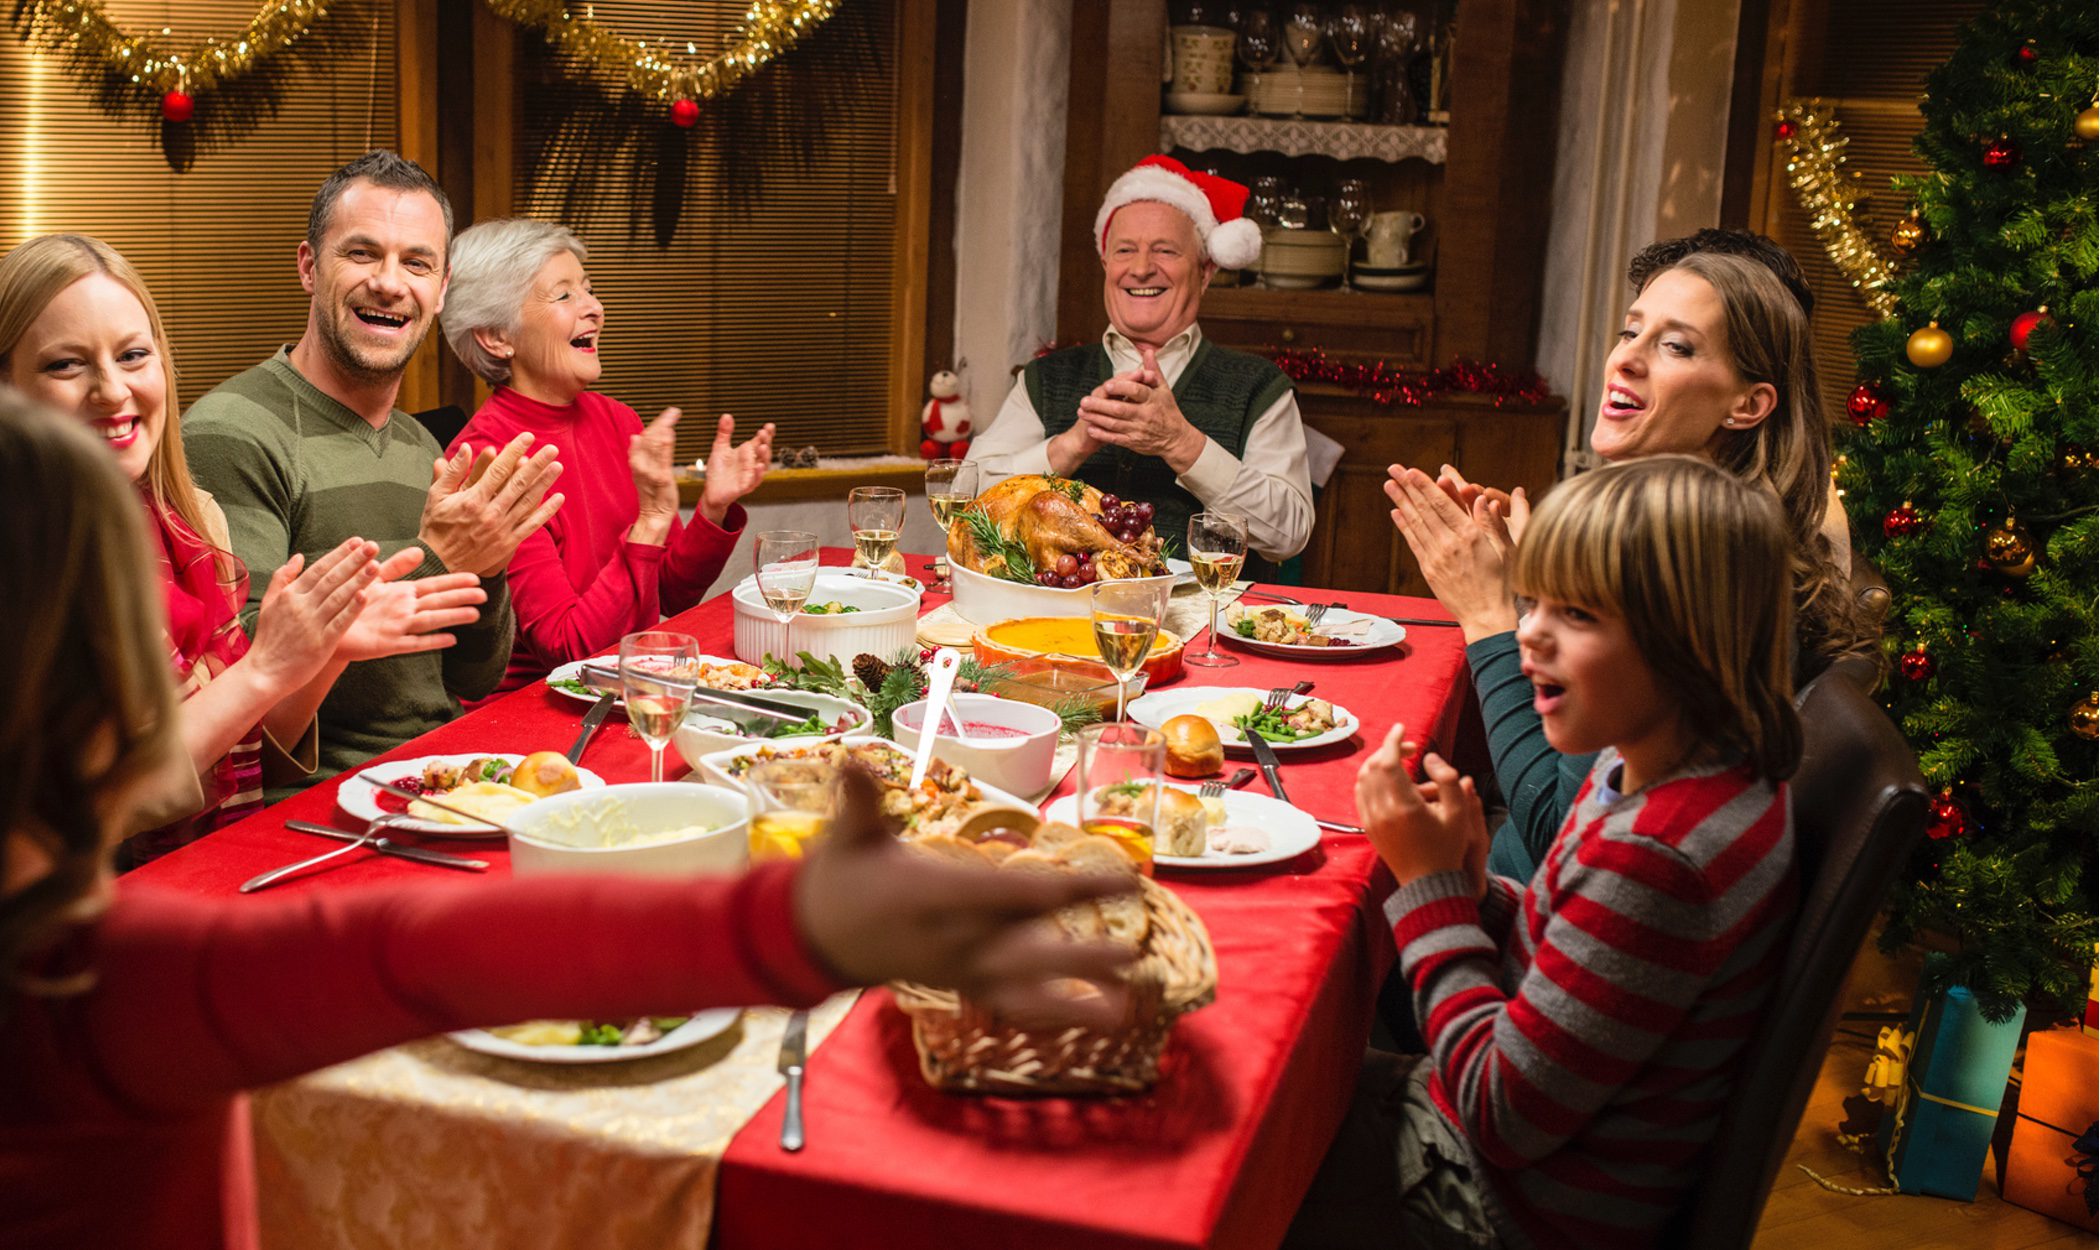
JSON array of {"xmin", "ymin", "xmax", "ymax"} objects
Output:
[
  {"xmin": 11, "ymin": 0, "xmax": 330, "ymax": 96},
  {"xmin": 487, "ymin": 0, "xmax": 840, "ymax": 105},
  {"xmin": 1776, "ymin": 98, "xmax": 1901, "ymax": 319}
]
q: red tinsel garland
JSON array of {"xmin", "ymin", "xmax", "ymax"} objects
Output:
[{"xmin": 1266, "ymin": 348, "xmax": 1552, "ymax": 408}]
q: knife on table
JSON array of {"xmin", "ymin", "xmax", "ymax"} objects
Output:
[
  {"xmin": 282, "ymin": 821, "xmax": 489, "ymax": 871},
  {"xmin": 580, "ymin": 664, "xmax": 813, "ymax": 734},
  {"xmin": 567, "ymin": 691, "xmax": 616, "ymax": 763},
  {"xmin": 777, "ymin": 1008, "xmax": 809, "ymax": 1152},
  {"xmin": 1243, "ymin": 730, "xmax": 1365, "ymax": 835}
]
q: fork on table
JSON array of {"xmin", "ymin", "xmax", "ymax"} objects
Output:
[
  {"xmin": 1263, "ymin": 681, "xmax": 1315, "ymax": 713},
  {"xmin": 1303, "ymin": 602, "xmax": 1334, "ymax": 628},
  {"xmin": 1199, "ymin": 769, "xmax": 1257, "ymax": 800}
]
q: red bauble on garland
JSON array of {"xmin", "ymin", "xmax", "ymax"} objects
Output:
[
  {"xmin": 2014, "ymin": 42, "xmax": 2038, "ymax": 66},
  {"xmin": 1883, "ymin": 500, "xmax": 1924, "ymax": 538},
  {"xmin": 1846, "ymin": 382, "xmax": 1891, "ymax": 427},
  {"xmin": 1774, "ymin": 119, "xmax": 1797, "ymax": 141},
  {"xmin": 1982, "ymin": 135, "xmax": 2023, "ymax": 171},
  {"xmin": 160, "ymin": 90, "xmax": 194, "ymax": 124},
  {"xmin": 1265, "ymin": 349, "xmax": 1551, "ymax": 409},
  {"xmin": 2009, "ymin": 308, "xmax": 2050, "ymax": 350},
  {"xmin": 1898, "ymin": 644, "xmax": 1936, "ymax": 682},
  {"xmin": 669, "ymin": 98, "xmax": 700, "ymax": 128},
  {"xmin": 1925, "ymin": 790, "xmax": 1968, "ymax": 840}
]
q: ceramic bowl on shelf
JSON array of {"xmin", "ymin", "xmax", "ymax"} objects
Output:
[
  {"xmin": 1353, "ymin": 266, "xmax": 1432, "ymax": 292},
  {"xmin": 1164, "ymin": 90, "xmax": 1245, "ymax": 115}
]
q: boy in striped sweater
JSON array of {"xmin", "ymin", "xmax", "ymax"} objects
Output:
[{"xmin": 1289, "ymin": 456, "xmax": 1802, "ymax": 1250}]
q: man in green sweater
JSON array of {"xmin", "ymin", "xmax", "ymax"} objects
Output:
[{"xmin": 185, "ymin": 151, "xmax": 565, "ymax": 792}]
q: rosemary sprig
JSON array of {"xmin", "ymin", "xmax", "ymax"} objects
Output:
[{"xmin": 960, "ymin": 507, "xmax": 1036, "ymax": 584}]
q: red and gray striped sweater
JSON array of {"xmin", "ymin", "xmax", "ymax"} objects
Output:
[{"xmin": 1384, "ymin": 748, "xmax": 1796, "ymax": 1250}]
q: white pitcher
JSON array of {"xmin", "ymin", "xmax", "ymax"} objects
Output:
[{"xmin": 1365, "ymin": 210, "xmax": 1426, "ymax": 267}]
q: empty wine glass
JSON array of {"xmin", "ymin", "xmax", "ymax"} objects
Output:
[
  {"xmin": 1282, "ymin": 3, "xmax": 1323, "ymax": 116},
  {"xmin": 1237, "ymin": 7, "xmax": 1277, "ymax": 78},
  {"xmin": 1374, "ymin": 10, "xmax": 1419, "ymax": 124},
  {"xmin": 753, "ymin": 530, "xmax": 819, "ymax": 668},
  {"xmin": 619, "ymin": 630, "xmax": 699, "ymax": 783},
  {"xmin": 923, "ymin": 459, "xmax": 976, "ymax": 593},
  {"xmin": 846, "ymin": 485, "xmax": 905, "ymax": 580},
  {"xmin": 1186, "ymin": 511, "xmax": 1247, "ymax": 668},
  {"xmin": 1331, "ymin": 178, "xmax": 1371, "ymax": 291},
  {"xmin": 1091, "ymin": 579, "xmax": 1168, "ymax": 722},
  {"xmin": 1330, "ymin": 5, "xmax": 1370, "ymax": 111}
]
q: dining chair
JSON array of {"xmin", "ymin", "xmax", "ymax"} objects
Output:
[
  {"xmin": 412, "ymin": 404, "xmax": 470, "ymax": 450},
  {"xmin": 1665, "ymin": 663, "xmax": 1930, "ymax": 1247}
]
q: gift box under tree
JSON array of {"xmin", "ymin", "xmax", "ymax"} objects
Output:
[
  {"xmin": 1998, "ymin": 1024, "xmax": 2098, "ymax": 1230},
  {"xmin": 1875, "ymin": 960, "xmax": 2026, "ymax": 1200}
]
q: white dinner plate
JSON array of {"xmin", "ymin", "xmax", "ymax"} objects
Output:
[
  {"xmin": 543, "ymin": 652, "xmax": 776, "ymax": 709},
  {"xmin": 1126, "ymin": 687, "xmax": 1360, "ymax": 752},
  {"xmin": 1042, "ymin": 784, "xmax": 1321, "ymax": 869},
  {"xmin": 337, "ymin": 753, "xmax": 608, "ymax": 838},
  {"xmin": 1221, "ymin": 604, "xmax": 1407, "ymax": 658},
  {"xmin": 449, "ymin": 1007, "xmax": 742, "ymax": 1064}
]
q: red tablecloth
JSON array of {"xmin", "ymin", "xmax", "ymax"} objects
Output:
[{"xmin": 132, "ymin": 551, "xmax": 1481, "ymax": 1250}]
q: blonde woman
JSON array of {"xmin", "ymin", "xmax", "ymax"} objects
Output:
[
  {"xmin": 0, "ymin": 391, "xmax": 1136, "ymax": 1247},
  {"xmin": 0, "ymin": 235, "xmax": 487, "ymax": 864}
]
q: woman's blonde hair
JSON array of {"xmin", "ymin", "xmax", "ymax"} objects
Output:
[
  {"xmin": 0, "ymin": 393, "xmax": 179, "ymax": 995},
  {"xmin": 0, "ymin": 234, "xmax": 225, "ymax": 569},
  {"xmin": 1645, "ymin": 249, "xmax": 1876, "ymax": 671},
  {"xmin": 1513, "ymin": 455, "xmax": 1802, "ymax": 782}
]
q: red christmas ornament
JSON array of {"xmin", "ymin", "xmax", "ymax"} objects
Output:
[
  {"xmin": 1846, "ymin": 382, "xmax": 1891, "ymax": 427},
  {"xmin": 669, "ymin": 98, "xmax": 700, "ymax": 128},
  {"xmin": 1883, "ymin": 500, "xmax": 1924, "ymax": 538},
  {"xmin": 2009, "ymin": 308, "xmax": 2050, "ymax": 350},
  {"xmin": 1774, "ymin": 119, "xmax": 1797, "ymax": 141},
  {"xmin": 1898, "ymin": 644, "xmax": 1935, "ymax": 682},
  {"xmin": 2015, "ymin": 42, "xmax": 2038, "ymax": 66},
  {"xmin": 160, "ymin": 90, "xmax": 194, "ymax": 124},
  {"xmin": 1925, "ymin": 790, "xmax": 1968, "ymax": 840},
  {"xmin": 1982, "ymin": 135, "xmax": 2022, "ymax": 171}
]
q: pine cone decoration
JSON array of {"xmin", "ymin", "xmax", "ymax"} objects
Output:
[{"xmin": 852, "ymin": 653, "xmax": 893, "ymax": 691}]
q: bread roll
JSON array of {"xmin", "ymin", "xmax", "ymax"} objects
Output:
[
  {"xmin": 1153, "ymin": 786, "xmax": 1211, "ymax": 858},
  {"xmin": 512, "ymin": 751, "xmax": 583, "ymax": 797},
  {"xmin": 1161, "ymin": 714, "xmax": 1224, "ymax": 778}
]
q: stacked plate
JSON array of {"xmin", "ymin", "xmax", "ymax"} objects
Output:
[
  {"xmin": 1353, "ymin": 262, "xmax": 1432, "ymax": 293},
  {"xmin": 1164, "ymin": 90, "xmax": 1246, "ymax": 115},
  {"xmin": 1260, "ymin": 228, "xmax": 1346, "ymax": 289},
  {"xmin": 1245, "ymin": 66, "xmax": 1367, "ymax": 119}
]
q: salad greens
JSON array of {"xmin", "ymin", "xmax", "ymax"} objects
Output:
[
  {"xmin": 802, "ymin": 602, "xmax": 860, "ymax": 614},
  {"xmin": 1231, "ymin": 616, "xmax": 1257, "ymax": 638},
  {"xmin": 547, "ymin": 676, "xmax": 595, "ymax": 696},
  {"xmin": 1231, "ymin": 706, "xmax": 1323, "ymax": 742},
  {"xmin": 764, "ymin": 712, "xmax": 835, "ymax": 738}
]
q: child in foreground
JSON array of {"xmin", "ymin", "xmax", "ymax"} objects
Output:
[
  {"xmin": 0, "ymin": 397, "xmax": 1138, "ymax": 1250},
  {"xmin": 1290, "ymin": 455, "xmax": 1802, "ymax": 1250}
]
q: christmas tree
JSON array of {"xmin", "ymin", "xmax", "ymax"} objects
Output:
[{"xmin": 1838, "ymin": 0, "xmax": 2097, "ymax": 1021}]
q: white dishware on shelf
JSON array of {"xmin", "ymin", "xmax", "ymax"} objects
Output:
[
  {"xmin": 1352, "ymin": 264, "xmax": 1432, "ymax": 293},
  {"xmin": 1365, "ymin": 210, "xmax": 1427, "ymax": 268},
  {"xmin": 1163, "ymin": 90, "xmax": 1246, "ymax": 115},
  {"xmin": 1169, "ymin": 24, "xmax": 1237, "ymax": 94}
]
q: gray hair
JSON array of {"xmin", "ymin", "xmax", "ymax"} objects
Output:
[{"xmin": 439, "ymin": 219, "xmax": 589, "ymax": 386}]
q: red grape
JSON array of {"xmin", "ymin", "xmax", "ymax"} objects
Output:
[
  {"xmin": 1055, "ymin": 554, "xmax": 1078, "ymax": 576},
  {"xmin": 1061, "ymin": 573, "xmax": 1083, "ymax": 589},
  {"xmin": 1101, "ymin": 494, "xmax": 1120, "ymax": 509},
  {"xmin": 1135, "ymin": 502, "xmax": 1154, "ymax": 522},
  {"xmin": 1036, "ymin": 571, "xmax": 1058, "ymax": 587}
]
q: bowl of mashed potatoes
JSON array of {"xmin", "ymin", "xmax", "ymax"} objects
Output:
[{"xmin": 506, "ymin": 782, "xmax": 750, "ymax": 878}]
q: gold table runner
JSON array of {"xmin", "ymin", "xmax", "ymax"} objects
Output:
[{"xmin": 253, "ymin": 994, "xmax": 856, "ymax": 1250}]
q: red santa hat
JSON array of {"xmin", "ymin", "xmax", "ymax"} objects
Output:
[{"xmin": 1094, "ymin": 155, "xmax": 1263, "ymax": 271}]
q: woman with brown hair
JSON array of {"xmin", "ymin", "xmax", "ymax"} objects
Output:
[
  {"xmin": 1385, "ymin": 243, "xmax": 1876, "ymax": 879},
  {"xmin": 0, "ymin": 393, "xmax": 1138, "ymax": 1248},
  {"xmin": 0, "ymin": 234, "xmax": 487, "ymax": 864}
]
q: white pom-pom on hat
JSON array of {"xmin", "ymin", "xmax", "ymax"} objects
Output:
[{"xmin": 1095, "ymin": 154, "xmax": 1262, "ymax": 269}]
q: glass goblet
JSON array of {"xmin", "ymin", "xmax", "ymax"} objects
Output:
[
  {"xmin": 1090, "ymin": 579, "xmax": 1167, "ymax": 723},
  {"xmin": 1331, "ymin": 178, "xmax": 1371, "ymax": 291},
  {"xmin": 753, "ymin": 530, "xmax": 820, "ymax": 668},
  {"xmin": 923, "ymin": 459, "xmax": 977, "ymax": 593},
  {"xmin": 846, "ymin": 485, "xmax": 906, "ymax": 581},
  {"xmin": 619, "ymin": 630, "xmax": 700, "ymax": 784},
  {"xmin": 1186, "ymin": 511, "xmax": 1247, "ymax": 668}
]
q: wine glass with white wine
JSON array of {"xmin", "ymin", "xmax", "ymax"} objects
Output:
[
  {"xmin": 1091, "ymin": 579, "xmax": 1169, "ymax": 722},
  {"xmin": 619, "ymin": 630, "xmax": 700, "ymax": 783},
  {"xmin": 1186, "ymin": 511, "xmax": 1247, "ymax": 668},
  {"xmin": 923, "ymin": 459, "xmax": 977, "ymax": 593},
  {"xmin": 753, "ymin": 530, "xmax": 820, "ymax": 668},
  {"xmin": 847, "ymin": 485, "xmax": 906, "ymax": 581}
]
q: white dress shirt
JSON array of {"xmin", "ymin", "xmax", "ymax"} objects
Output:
[{"xmin": 967, "ymin": 324, "xmax": 1315, "ymax": 561}]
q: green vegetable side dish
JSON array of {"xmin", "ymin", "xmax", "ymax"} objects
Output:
[
  {"xmin": 764, "ymin": 712, "xmax": 833, "ymax": 738},
  {"xmin": 547, "ymin": 676, "xmax": 593, "ymax": 696},
  {"xmin": 1231, "ymin": 617, "xmax": 1257, "ymax": 638},
  {"xmin": 577, "ymin": 1022, "xmax": 624, "ymax": 1046},
  {"xmin": 1231, "ymin": 707, "xmax": 1321, "ymax": 742},
  {"xmin": 801, "ymin": 602, "xmax": 860, "ymax": 615}
]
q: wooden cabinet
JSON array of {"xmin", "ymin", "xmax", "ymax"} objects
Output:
[{"xmin": 1056, "ymin": 0, "xmax": 1569, "ymax": 595}]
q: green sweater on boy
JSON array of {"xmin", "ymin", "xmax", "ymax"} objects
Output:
[{"xmin": 183, "ymin": 349, "xmax": 514, "ymax": 794}]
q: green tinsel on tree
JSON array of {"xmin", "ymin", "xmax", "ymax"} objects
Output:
[{"xmin": 1839, "ymin": 0, "xmax": 2098, "ymax": 1021}]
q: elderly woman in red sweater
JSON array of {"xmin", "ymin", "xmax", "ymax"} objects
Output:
[{"xmin": 440, "ymin": 219, "xmax": 774, "ymax": 693}]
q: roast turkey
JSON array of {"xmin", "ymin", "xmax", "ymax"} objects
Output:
[{"xmin": 948, "ymin": 475, "xmax": 1164, "ymax": 581}]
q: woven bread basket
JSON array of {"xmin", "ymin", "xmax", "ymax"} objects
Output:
[{"xmin": 891, "ymin": 876, "xmax": 1217, "ymax": 1094}]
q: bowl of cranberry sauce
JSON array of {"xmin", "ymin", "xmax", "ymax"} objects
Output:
[{"xmin": 892, "ymin": 693, "xmax": 1062, "ymax": 798}]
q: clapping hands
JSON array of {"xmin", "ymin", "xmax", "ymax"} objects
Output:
[
  {"xmin": 332, "ymin": 547, "xmax": 488, "ymax": 662},
  {"xmin": 1071, "ymin": 346, "xmax": 1206, "ymax": 472},
  {"xmin": 1354, "ymin": 724, "xmax": 1488, "ymax": 897},
  {"xmin": 696, "ymin": 413, "xmax": 773, "ymax": 525},
  {"xmin": 1384, "ymin": 462, "xmax": 1527, "ymax": 642},
  {"xmin": 420, "ymin": 432, "xmax": 565, "ymax": 576}
]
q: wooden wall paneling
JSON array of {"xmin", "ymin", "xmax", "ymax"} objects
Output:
[
  {"xmin": 920, "ymin": 0, "xmax": 968, "ymax": 391},
  {"xmin": 1432, "ymin": 0, "xmax": 1568, "ymax": 366},
  {"xmin": 1055, "ymin": 0, "xmax": 1168, "ymax": 345},
  {"xmin": 888, "ymin": 0, "xmax": 938, "ymax": 452},
  {"xmin": 393, "ymin": 0, "xmax": 442, "ymax": 415}
]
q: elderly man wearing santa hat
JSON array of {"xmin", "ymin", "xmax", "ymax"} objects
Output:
[{"xmin": 968, "ymin": 156, "xmax": 1313, "ymax": 572}]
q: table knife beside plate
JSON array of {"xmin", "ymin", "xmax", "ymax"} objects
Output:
[
  {"xmin": 1243, "ymin": 731, "xmax": 1364, "ymax": 835},
  {"xmin": 566, "ymin": 692, "xmax": 616, "ymax": 763},
  {"xmin": 777, "ymin": 1008, "xmax": 809, "ymax": 1152},
  {"xmin": 283, "ymin": 820, "xmax": 490, "ymax": 871}
]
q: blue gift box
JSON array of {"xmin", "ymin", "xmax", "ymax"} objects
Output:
[{"xmin": 1876, "ymin": 969, "xmax": 2027, "ymax": 1200}]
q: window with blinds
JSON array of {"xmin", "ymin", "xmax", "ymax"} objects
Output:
[
  {"xmin": 0, "ymin": 1, "xmax": 399, "ymax": 406},
  {"xmin": 1758, "ymin": 0, "xmax": 1989, "ymax": 423},
  {"xmin": 510, "ymin": 0, "xmax": 902, "ymax": 463}
]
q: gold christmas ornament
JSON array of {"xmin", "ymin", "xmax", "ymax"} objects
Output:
[
  {"xmin": 1983, "ymin": 516, "xmax": 2037, "ymax": 577},
  {"xmin": 1905, "ymin": 321, "xmax": 1955, "ymax": 368},
  {"xmin": 1774, "ymin": 99, "xmax": 1900, "ymax": 319},
  {"xmin": 1890, "ymin": 212, "xmax": 1929, "ymax": 255},
  {"xmin": 2076, "ymin": 104, "xmax": 2099, "ymax": 142},
  {"xmin": 9, "ymin": 0, "xmax": 330, "ymax": 99},
  {"xmin": 2071, "ymin": 692, "xmax": 2099, "ymax": 741},
  {"xmin": 487, "ymin": 0, "xmax": 839, "ymax": 105}
]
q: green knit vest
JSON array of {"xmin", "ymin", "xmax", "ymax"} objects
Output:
[{"xmin": 1024, "ymin": 340, "xmax": 1294, "ymax": 576}]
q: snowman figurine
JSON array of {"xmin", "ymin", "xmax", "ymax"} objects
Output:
[{"xmin": 919, "ymin": 369, "xmax": 972, "ymax": 459}]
